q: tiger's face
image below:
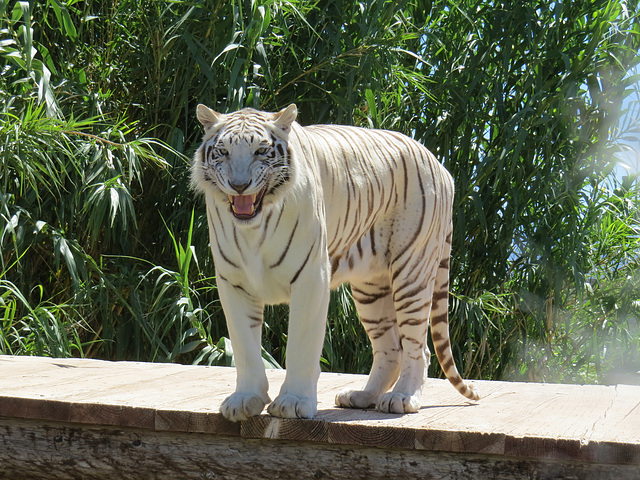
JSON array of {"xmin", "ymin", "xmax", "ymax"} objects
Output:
[{"xmin": 192, "ymin": 104, "xmax": 298, "ymax": 224}]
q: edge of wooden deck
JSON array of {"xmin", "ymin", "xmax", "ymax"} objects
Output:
[{"xmin": 1, "ymin": 355, "xmax": 639, "ymax": 467}]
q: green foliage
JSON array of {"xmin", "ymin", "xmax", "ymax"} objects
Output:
[{"xmin": 1, "ymin": 0, "xmax": 639, "ymax": 386}]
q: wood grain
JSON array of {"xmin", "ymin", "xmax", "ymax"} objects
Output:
[
  {"xmin": 1, "ymin": 417, "xmax": 639, "ymax": 480},
  {"xmin": 1, "ymin": 355, "xmax": 639, "ymax": 473}
]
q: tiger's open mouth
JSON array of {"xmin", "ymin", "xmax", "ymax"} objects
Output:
[{"xmin": 228, "ymin": 186, "xmax": 267, "ymax": 220}]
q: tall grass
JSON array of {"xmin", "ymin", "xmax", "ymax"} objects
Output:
[{"xmin": 1, "ymin": 0, "xmax": 638, "ymax": 384}]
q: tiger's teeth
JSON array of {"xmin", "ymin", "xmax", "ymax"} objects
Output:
[{"xmin": 229, "ymin": 194, "xmax": 257, "ymax": 216}]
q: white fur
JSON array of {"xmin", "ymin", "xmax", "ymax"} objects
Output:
[{"xmin": 192, "ymin": 104, "xmax": 478, "ymax": 422}]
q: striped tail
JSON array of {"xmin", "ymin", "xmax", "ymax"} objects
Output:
[{"xmin": 430, "ymin": 233, "xmax": 480, "ymax": 401}]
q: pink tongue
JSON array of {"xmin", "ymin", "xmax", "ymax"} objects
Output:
[{"xmin": 233, "ymin": 195, "xmax": 254, "ymax": 215}]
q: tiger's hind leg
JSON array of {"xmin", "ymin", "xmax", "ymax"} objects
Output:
[
  {"xmin": 377, "ymin": 251, "xmax": 439, "ymax": 414},
  {"xmin": 335, "ymin": 277, "xmax": 401, "ymax": 409}
]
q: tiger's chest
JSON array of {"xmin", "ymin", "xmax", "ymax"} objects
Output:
[
  {"xmin": 213, "ymin": 205, "xmax": 322, "ymax": 304},
  {"xmin": 238, "ymin": 251, "xmax": 288, "ymax": 303},
  {"xmin": 221, "ymin": 217, "xmax": 387, "ymax": 302}
]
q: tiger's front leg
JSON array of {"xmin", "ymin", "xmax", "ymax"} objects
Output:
[
  {"xmin": 217, "ymin": 278, "xmax": 270, "ymax": 422},
  {"xmin": 267, "ymin": 256, "xmax": 330, "ymax": 419}
]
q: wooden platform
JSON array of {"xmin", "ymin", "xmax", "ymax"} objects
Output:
[{"xmin": 0, "ymin": 355, "xmax": 638, "ymax": 479}]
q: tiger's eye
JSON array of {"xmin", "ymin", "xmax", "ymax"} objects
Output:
[{"xmin": 255, "ymin": 147, "xmax": 269, "ymax": 156}]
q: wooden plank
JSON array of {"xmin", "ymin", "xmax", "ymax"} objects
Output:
[
  {"xmin": 1, "ymin": 355, "xmax": 639, "ymax": 467},
  {"xmin": 1, "ymin": 417, "xmax": 639, "ymax": 480}
]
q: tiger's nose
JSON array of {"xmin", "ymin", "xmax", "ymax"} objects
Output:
[{"xmin": 229, "ymin": 181, "xmax": 250, "ymax": 194}]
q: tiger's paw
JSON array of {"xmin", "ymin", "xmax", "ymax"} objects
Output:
[
  {"xmin": 220, "ymin": 393, "xmax": 268, "ymax": 422},
  {"xmin": 267, "ymin": 393, "xmax": 317, "ymax": 419},
  {"xmin": 335, "ymin": 389, "xmax": 378, "ymax": 409},
  {"xmin": 377, "ymin": 392, "xmax": 421, "ymax": 414}
]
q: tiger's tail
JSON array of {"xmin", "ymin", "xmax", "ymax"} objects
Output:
[{"xmin": 430, "ymin": 231, "xmax": 480, "ymax": 401}]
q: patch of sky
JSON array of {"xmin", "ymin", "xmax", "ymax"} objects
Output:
[{"xmin": 613, "ymin": 63, "xmax": 640, "ymax": 177}]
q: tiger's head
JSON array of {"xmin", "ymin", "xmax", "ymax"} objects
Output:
[{"xmin": 191, "ymin": 104, "xmax": 298, "ymax": 224}]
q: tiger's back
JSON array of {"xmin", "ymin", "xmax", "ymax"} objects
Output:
[
  {"xmin": 293, "ymin": 124, "xmax": 451, "ymax": 285},
  {"xmin": 191, "ymin": 104, "xmax": 478, "ymax": 422}
]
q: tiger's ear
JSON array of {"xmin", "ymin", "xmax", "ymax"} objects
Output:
[
  {"xmin": 273, "ymin": 104, "xmax": 297, "ymax": 135},
  {"xmin": 196, "ymin": 104, "xmax": 223, "ymax": 130}
]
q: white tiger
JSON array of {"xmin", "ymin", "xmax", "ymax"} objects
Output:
[{"xmin": 191, "ymin": 104, "xmax": 479, "ymax": 422}]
